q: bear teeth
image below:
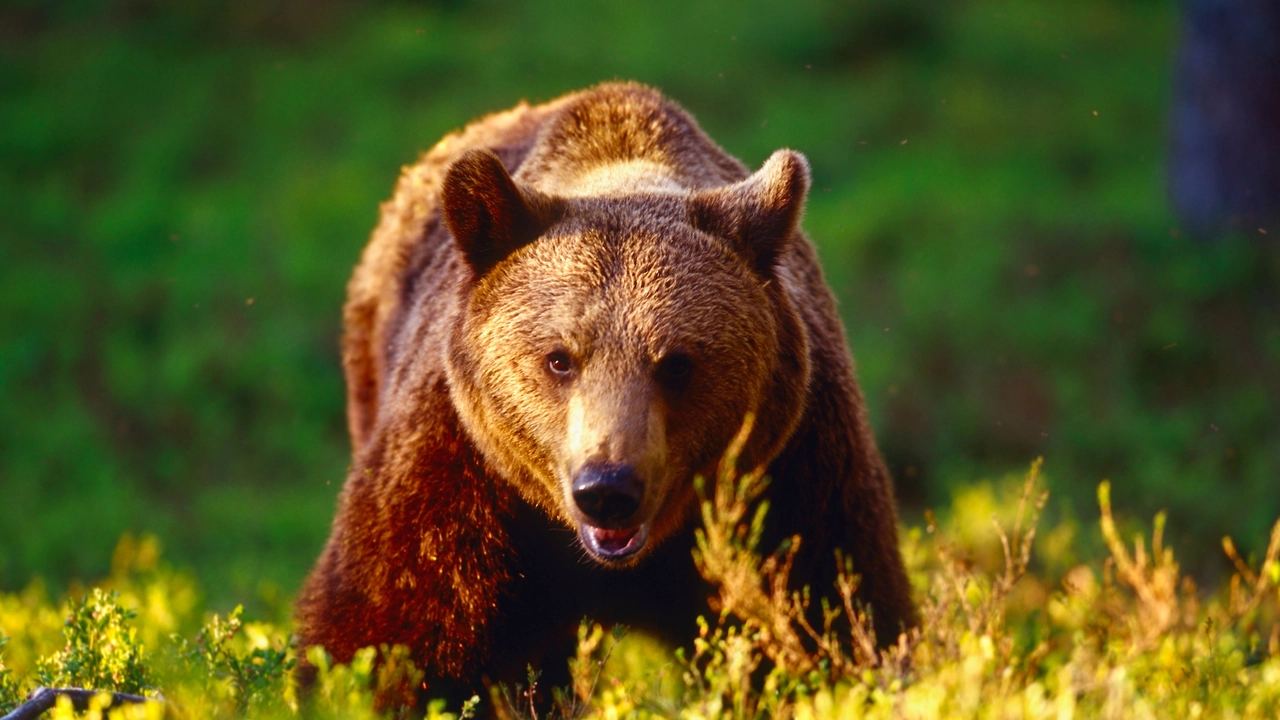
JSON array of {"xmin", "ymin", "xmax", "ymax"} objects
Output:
[{"xmin": 584, "ymin": 525, "xmax": 646, "ymax": 559}]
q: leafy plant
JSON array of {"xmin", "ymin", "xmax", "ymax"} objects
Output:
[
  {"xmin": 173, "ymin": 605, "xmax": 294, "ymax": 714},
  {"xmin": 35, "ymin": 589, "xmax": 152, "ymax": 696}
]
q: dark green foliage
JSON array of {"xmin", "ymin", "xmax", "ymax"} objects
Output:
[
  {"xmin": 1, "ymin": 0, "xmax": 1276, "ymax": 607},
  {"xmin": 35, "ymin": 589, "xmax": 151, "ymax": 695}
]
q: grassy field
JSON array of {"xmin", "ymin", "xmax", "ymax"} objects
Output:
[
  {"xmin": 1, "ymin": 461, "xmax": 1277, "ymax": 718},
  {"xmin": 4, "ymin": 0, "xmax": 1279, "ymax": 607},
  {"xmin": 2, "ymin": 0, "xmax": 1279, "ymax": 714}
]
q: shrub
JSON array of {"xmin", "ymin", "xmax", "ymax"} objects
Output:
[{"xmin": 35, "ymin": 589, "xmax": 152, "ymax": 696}]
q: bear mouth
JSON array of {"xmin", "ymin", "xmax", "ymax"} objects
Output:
[{"xmin": 580, "ymin": 523, "xmax": 649, "ymax": 563}]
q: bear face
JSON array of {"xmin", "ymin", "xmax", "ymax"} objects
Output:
[{"xmin": 441, "ymin": 148, "xmax": 813, "ymax": 566}]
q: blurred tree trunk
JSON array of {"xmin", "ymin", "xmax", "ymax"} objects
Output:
[{"xmin": 1169, "ymin": 0, "xmax": 1280, "ymax": 238}]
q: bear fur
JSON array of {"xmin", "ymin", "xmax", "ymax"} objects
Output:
[{"xmin": 295, "ymin": 81, "xmax": 916, "ymax": 701}]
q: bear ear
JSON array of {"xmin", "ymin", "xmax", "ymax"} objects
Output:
[
  {"xmin": 689, "ymin": 149, "xmax": 811, "ymax": 275},
  {"xmin": 442, "ymin": 149, "xmax": 561, "ymax": 277}
]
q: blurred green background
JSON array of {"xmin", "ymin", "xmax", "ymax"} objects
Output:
[{"xmin": 2, "ymin": 0, "xmax": 1277, "ymax": 613}]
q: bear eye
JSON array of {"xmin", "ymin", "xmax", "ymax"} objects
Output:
[
  {"xmin": 546, "ymin": 350, "xmax": 574, "ymax": 377},
  {"xmin": 656, "ymin": 352, "xmax": 694, "ymax": 385}
]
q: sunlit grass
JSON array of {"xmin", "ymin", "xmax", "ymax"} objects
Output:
[{"xmin": 2, "ymin": 455, "xmax": 1276, "ymax": 719}]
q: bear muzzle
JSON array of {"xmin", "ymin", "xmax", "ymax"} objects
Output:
[{"xmin": 571, "ymin": 462, "xmax": 651, "ymax": 562}]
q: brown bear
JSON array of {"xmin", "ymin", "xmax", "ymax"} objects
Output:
[{"xmin": 295, "ymin": 81, "xmax": 916, "ymax": 703}]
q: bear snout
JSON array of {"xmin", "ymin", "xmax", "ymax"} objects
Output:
[{"xmin": 571, "ymin": 462, "xmax": 644, "ymax": 527}]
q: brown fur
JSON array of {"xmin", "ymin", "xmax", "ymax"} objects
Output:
[{"xmin": 296, "ymin": 82, "xmax": 917, "ymax": 702}]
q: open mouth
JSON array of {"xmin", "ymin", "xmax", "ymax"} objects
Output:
[{"xmin": 579, "ymin": 523, "xmax": 649, "ymax": 563}]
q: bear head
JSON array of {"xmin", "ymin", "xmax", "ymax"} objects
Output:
[{"xmin": 441, "ymin": 147, "xmax": 813, "ymax": 566}]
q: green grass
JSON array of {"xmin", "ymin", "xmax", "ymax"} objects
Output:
[
  {"xmin": 4, "ymin": 2, "xmax": 1279, "ymax": 715},
  {"xmin": 0, "ymin": 462, "xmax": 1277, "ymax": 718}
]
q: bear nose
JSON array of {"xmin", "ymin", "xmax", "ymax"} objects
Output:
[{"xmin": 572, "ymin": 463, "xmax": 643, "ymax": 526}]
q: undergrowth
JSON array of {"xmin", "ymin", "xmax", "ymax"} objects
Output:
[{"xmin": 1, "ymin": 448, "xmax": 1276, "ymax": 719}]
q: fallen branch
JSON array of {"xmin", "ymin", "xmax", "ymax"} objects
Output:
[{"xmin": 1, "ymin": 687, "xmax": 155, "ymax": 720}]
